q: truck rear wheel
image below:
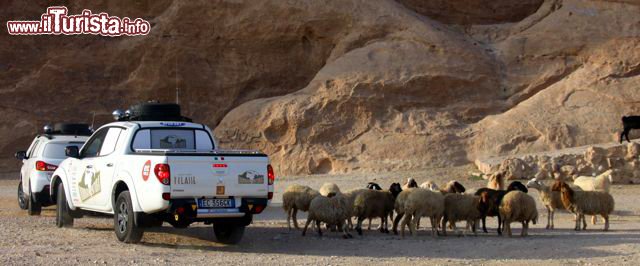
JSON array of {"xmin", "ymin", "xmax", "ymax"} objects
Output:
[
  {"xmin": 56, "ymin": 182, "xmax": 74, "ymax": 227},
  {"xmin": 213, "ymin": 223, "xmax": 245, "ymax": 244},
  {"xmin": 17, "ymin": 181, "xmax": 28, "ymax": 210},
  {"xmin": 27, "ymin": 182, "xmax": 41, "ymax": 216},
  {"xmin": 114, "ymin": 191, "xmax": 144, "ymax": 243}
]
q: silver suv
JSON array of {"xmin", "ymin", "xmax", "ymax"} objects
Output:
[{"xmin": 16, "ymin": 123, "xmax": 91, "ymax": 215}]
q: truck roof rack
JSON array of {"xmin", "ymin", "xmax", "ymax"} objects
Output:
[{"xmin": 113, "ymin": 102, "xmax": 193, "ymax": 122}]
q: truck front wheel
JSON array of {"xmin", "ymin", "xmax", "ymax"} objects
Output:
[
  {"xmin": 114, "ymin": 191, "xmax": 144, "ymax": 243},
  {"xmin": 55, "ymin": 182, "xmax": 74, "ymax": 227},
  {"xmin": 213, "ymin": 223, "xmax": 245, "ymax": 244}
]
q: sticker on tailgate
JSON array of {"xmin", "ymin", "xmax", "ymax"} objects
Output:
[{"xmin": 238, "ymin": 170, "xmax": 264, "ymax": 184}]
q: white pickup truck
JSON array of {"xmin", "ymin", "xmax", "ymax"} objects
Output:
[{"xmin": 49, "ymin": 103, "xmax": 274, "ymax": 244}]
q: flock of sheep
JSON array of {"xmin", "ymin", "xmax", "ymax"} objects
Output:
[{"xmin": 282, "ymin": 172, "xmax": 616, "ymax": 239}]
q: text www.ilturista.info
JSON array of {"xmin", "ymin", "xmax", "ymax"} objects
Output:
[{"xmin": 6, "ymin": 6, "xmax": 150, "ymax": 36}]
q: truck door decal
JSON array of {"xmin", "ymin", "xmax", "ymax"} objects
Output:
[{"xmin": 78, "ymin": 168, "xmax": 101, "ymax": 202}]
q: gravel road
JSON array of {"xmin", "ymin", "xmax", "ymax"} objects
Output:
[{"xmin": 1, "ymin": 168, "xmax": 639, "ymax": 265}]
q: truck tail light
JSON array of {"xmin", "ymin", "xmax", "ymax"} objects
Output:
[
  {"xmin": 267, "ymin": 164, "xmax": 275, "ymax": 186},
  {"xmin": 154, "ymin": 164, "xmax": 171, "ymax": 185},
  {"xmin": 35, "ymin": 161, "xmax": 57, "ymax": 171},
  {"xmin": 268, "ymin": 192, "xmax": 273, "ymax": 200},
  {"xmin": 252, "ymin": 204, "xmax": 265, "ymax": 214}
]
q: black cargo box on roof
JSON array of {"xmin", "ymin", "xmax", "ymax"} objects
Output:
[
  {"xmin": 50, "ymin": 123, "xmax": 92, "ymax": 136},
  {"xmin": 124, "ymin": 102, "xmax": 192, "ymax": 122}
]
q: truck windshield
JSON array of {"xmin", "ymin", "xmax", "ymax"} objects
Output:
[{"xmin": 132, "ymin": 128, "xmax": 214, "ymax": 151}]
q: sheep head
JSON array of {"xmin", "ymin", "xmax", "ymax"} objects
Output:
[
  {"xmin": 558, "ymin": 182, "xmax": 575, "ymax": 210},
  {"xmin": 507, "ymin": 181, "xmax": 528, "ymax": 193},
  {"xmin": 366, "ymin": 182, "xmax": 382, "ymax": 190},
  {"xmin": 404, "ymin": 178, "xmax": 418, "ymax": 188},
  {"xmin": 389, "ymin": 183, "xmax": 402, "ymax": 199}
]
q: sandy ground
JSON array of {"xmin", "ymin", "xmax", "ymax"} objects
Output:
[{"xmin": 1, "ymin": 166, "xmax": 640, "ymax": 265}]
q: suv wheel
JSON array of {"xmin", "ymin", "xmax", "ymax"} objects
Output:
[
  {"xmin": 114, "ymin": 191, "xmax": 144, "ymax": 243},
  {"xmin": 213, "ymin": 223, "xmax": 245, "ymax": 244},
  {"xmin": 17, "ymin": 181, "xmax": 28, "ymax": 210},
  {"xmin": 55, "ymin": 182, "xmax": 74, "ymax": 227},
  {"xmin": 27, "ymin": 182, "xmax": 41, "ymax": 216}
]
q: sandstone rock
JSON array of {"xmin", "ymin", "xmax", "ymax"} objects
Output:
[{"xmin": 4, "ymin": 0, "xmax": 640, "ymax": 176}]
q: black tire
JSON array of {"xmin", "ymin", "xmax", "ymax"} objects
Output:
[
  {"xmin": 213, "ymin": 223, "xmax": 245, "ymax": 244},
  {"xmin": 56, "ymin": 182, "xmax": 74, "ymax": 228},
  {"xmin": 17, "ymin": 181, "xmax": 28, "ymax": 210},
  {"xmin": 27, "ymin": 182, "xmax": 41, "ymax": 216},
  {"xmin": 114, "ymin": 191, "xmax": 144, "ymax": 243}
]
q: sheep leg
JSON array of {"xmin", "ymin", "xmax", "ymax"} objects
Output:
[
  {"xmin": 497, "ymin": 215, "xmax": 502, "ymax": 235},
  {"xmin": 338, "ymin": 220, "xmax": 352, "ymax": 239},
  {"xmin": 286, "ymin": 208, "xmax": 292, "ymax": 230},
  {"xmin": 582, "ymin": 214, "xmax": 587, "ymax": 230},
  {"xmin": 591, "ymin": 215, "xmax": 597, "ymax": 225},
  {"xmin": 573, "ymin": 213, "xmax": 580, "ymax": 231},
  {"xmin": 315, "ymin": 220, "xmax": 323, "ymax": 237},
  {"xmin": 603, "ymin": 214, "xmax": 610, "ymax": 231},
  {"xmin": 367, "ymin": 218, "xmax": 372, "ymax": 230},
  {"xmin": 382, "ymin": 215, "xmax": 389, "ymax": 233},
  {"xmin": 302, "ymin": 217, "xmax": 312, "ymax": 236},
  {"xmin": 292, "ymin": 208, "xmax": 299, "ymax": 229},
  {"xmin": 441, "ymin": 217, "xmax": 448, "ymax": 236},
  {"xmin": 392, "ymin": 212, "xmax": 404, "ymax": 235},
  {"xmin": 355, "ymin": 217, "xmax": 364, "ymax": 236},
  {"xmin": 620, "ymin": 128, "xmax": 630, "ymax": 143},
  {"xmin": 403, "ymin": 213, "xmax": 413, "ymax": 238},
  {"xmin": 481, "ymin": 216, "xmax": 488, "ymax": 233}
]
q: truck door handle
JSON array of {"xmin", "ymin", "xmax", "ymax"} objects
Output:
[
  {"xmin": 86, "ymin": 165, "xmax": 93, "ymax": 169},
  {"xmin": 106, "ymin": 163, "xmax": 113, "ymax": 167}
]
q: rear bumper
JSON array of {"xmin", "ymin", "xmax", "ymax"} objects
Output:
[
  {"xmin": 170, "ymin": 197, "xmax": 268, "ymax": 218},
  {"xmin": 33, "ymin": 186, "xmax": 54, "ymax": 206}
]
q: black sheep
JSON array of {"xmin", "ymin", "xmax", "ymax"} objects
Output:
[
  {"xmin": 620, "ymin": 116, "xmax": 640, "ymax": 143},
  {"xmin": 475, "ymin": 181, "xmax": 528, "ymax": 235}
]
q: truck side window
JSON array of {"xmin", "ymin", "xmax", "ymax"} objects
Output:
[
  {"xmin": 80, "ymin": 128, "xmax": 109, "ymax": 158},
  {"xmin": 195, "ymin": 130, "xmax": 214, "ymax": 150},
  {"xmin": 99, "ymin": 128, "xmax": 123, "ymax": 156},
  {"xmin": 132, "ymin": 129, "xmax": 150, "ymax": 150}
]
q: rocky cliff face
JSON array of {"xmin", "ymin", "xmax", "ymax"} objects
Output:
[{"xmin": 2, "ymin": 0, "xmax": 640, "ymax": 176}]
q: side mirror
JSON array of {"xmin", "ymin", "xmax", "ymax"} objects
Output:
[
  {"xmin": 65, "ymin": 146, "xmax": 80, "ymax": 158},
  {"xmin": 15, "ymin": 151, "xmax": 26, "ymax": 160}
]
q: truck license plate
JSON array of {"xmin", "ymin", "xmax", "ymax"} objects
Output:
[{"xmin": 197, "ymin": 198, "xmax": 234, "ymax": 208}]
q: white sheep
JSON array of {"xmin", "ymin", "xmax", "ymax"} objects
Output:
[
  {"xmin": 282, "ymin": 184, "xmax": 320, "ymax": 230},
  {"xmin": 399, "ymin": 188, "xmax": 444, "ymax": 237},
  {"xmin": 573, "ymin": 170, "xmax": 613, "ymax": 192},
  {"xmin": 302, "ymin": 193, "xmax": 353, "ymax": 238},
  {"xmin": 392, "ymin": 188, "xmax": 415, "ymax": 235},
  {"xmin": 419, "ymin": 180, "xmax": 440, "ymax": 191},
  {"xmin": 499, "ymin": 191, "xmax": 538, "ymax": 237},
  {"xmin": 441, "ymin": 193, "xmax": 482, "ymax": 236},
  {"xmin": 526, "ymin": 178, "xmax": 563, "ymax": 230},
  {"xmin": 319, "ymin": 182, "xmax": 341, "ymax": 197},
  {"xmin": 556, "ymin": 181, "xmax": 615, "ymax": 231}
]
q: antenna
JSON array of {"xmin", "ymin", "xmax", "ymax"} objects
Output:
[
  {"xmin": 175, "ymin": 50, "xmax": 180, "ymax": 105},
  {"xmin": 90, "ymin": 111, "xmax": 96, "ymax": 130}
]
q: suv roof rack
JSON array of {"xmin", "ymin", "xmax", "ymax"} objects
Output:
[{"xmin": 43, "ymin": 123, "xmax": 93, "ymax": 137}]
